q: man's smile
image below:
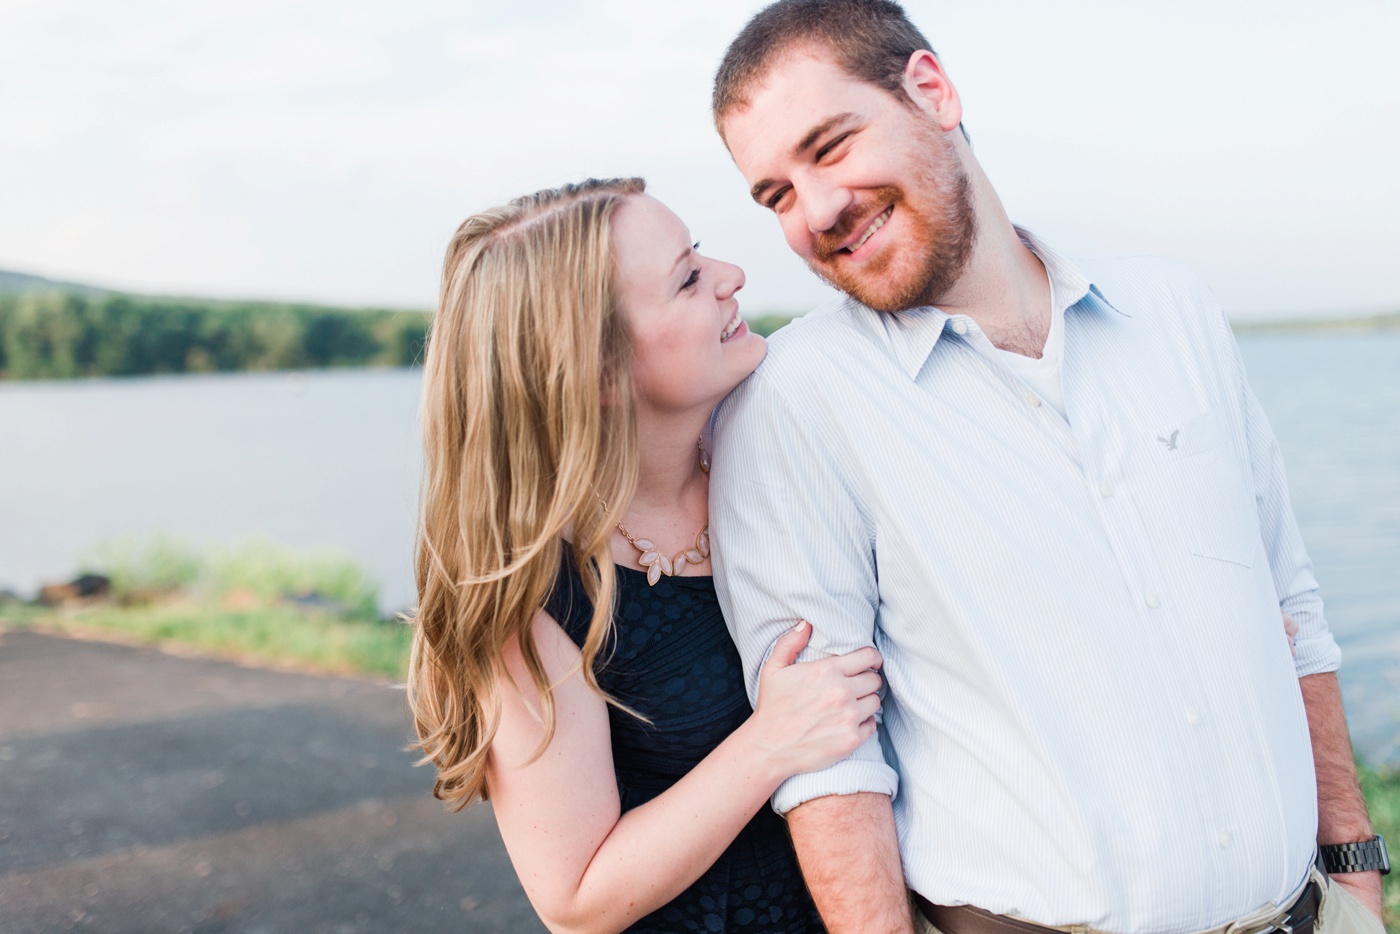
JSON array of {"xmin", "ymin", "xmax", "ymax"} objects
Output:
[{"xmin": 838, "ymin": 206, "xmax": 893, "ymax": 256}]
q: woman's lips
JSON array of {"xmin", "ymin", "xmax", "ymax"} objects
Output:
[{"xmin": 720, "ymin": 312, "xmax": 747, "ymax": 342}]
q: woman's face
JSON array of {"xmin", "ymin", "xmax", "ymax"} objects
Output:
[{"xmin": 612, "ymin": 195, "xmax": 764, "ymax": 419}]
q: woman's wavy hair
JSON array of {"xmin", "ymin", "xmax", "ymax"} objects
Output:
[{"xmin": 406, "ymin": 177, "xmax": 647, "ymax": 810}]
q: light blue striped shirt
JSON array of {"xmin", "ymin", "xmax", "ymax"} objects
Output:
[{"xmin": 709, "ymin": 232, "xmax": 1339, "ymax": 933}]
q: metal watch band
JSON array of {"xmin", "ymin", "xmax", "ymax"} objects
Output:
[{"xmin": 1319, "ymin": 834, "xmax": 1391, "ymax": 875}]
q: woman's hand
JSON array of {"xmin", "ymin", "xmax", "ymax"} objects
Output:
[
  {"xmin": 1282, "ymin": 610, "xmax": 1299, "ymax": 656},
  {"xmin": 750, "ymin": 620, "xmax": 883, "ymax": 778}
]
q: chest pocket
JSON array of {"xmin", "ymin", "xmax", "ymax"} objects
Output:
[{"xmin": 1143, "ymin": 408, "xmax": 1258, "ymax": 568}]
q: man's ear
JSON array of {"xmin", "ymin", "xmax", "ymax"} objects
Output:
[{"xmin": 901, "ymin": 50, "xmax": 963, "ymax": 133}]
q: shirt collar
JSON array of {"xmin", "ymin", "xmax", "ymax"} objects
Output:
[{"xmin": 870, "ymin": 226, "xmax": 1127, "ymax": 380}]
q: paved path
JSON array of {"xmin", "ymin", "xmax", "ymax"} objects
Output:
[{"xmin": 0, "ymin": 628, "xmax": 547, "ymax": 934}]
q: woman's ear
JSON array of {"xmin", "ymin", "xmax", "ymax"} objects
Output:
[{"xmin": 599, "ymin": 371, "xmax": 622, "ymax": 408}]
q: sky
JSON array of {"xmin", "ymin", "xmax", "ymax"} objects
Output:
[{"xmin": 1, "ymin": 0, "xmax": 1397, "ymax": 321}]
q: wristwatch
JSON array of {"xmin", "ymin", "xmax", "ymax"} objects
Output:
[{"xmin": 1319, "ymin": 835, "xmax": 1391, "ymax": 875}]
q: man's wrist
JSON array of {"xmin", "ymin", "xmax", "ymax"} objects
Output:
[
  {"xmin": 1319, "ymin": 834, "xmax": 1390, "ymax": 876},
  {"xmin": 1318, "ymin": 816, "xmax": 1375, "ymax": 845}
]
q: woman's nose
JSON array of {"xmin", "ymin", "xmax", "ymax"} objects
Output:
[{"xmin": 716, "ymin": 261, "xmax": 745, "ymax": 300}]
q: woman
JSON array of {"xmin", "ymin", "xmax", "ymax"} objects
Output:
[{"xmin": 407, "ymin": 177, "xmax": 883, "ymax": 934}]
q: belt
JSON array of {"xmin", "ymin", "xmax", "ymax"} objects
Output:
[{"xmin": 914, "ymin": 873, "xmax": 1324, "ymax": 934}]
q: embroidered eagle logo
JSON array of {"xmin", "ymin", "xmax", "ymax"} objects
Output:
[{"xmin": 1157, "ymin": 429, "xmax": 1180, "ymax": 451}]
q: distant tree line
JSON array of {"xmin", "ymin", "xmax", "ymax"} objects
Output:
[{"xmin": 0, "ymin": 291, "xmax": 431, "ymax": 380}]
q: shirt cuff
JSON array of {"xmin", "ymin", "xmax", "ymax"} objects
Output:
[
  {"xmin": 1293, "ymin": 633, "xmax": 1342, "ymax": 677},
  {"xmin": 771, "ymin": 734, "xmax": 899, "ymax": 816}
]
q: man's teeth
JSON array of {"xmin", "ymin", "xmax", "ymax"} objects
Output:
[
  {"xmin": 846, "ymin": 208, "xmax": 891, "ymax": 253},
  {"xmin": 721, "ymin": 313, "xmax": 741, "ymax": 341}
]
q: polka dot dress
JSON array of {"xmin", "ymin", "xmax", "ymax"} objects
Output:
[{"xmin": 546, "ymin": 548, "xmax": 825, "ymax": 933}]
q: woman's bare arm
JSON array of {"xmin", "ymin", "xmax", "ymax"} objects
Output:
[{"xmin": 487, "ymin": 611, "xmax": 881, "ymax": 934}]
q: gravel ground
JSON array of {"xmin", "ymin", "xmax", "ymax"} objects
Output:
[{"xmin": 0, "ymin": 628, "xmax": 546, "ymax": 934}]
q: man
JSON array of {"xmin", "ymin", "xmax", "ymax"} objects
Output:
[{"xmin": 705, "ymin": 2, "xmax": 1388, "ymax": 932}]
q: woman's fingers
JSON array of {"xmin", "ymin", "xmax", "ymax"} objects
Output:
[
  {"xmin": 1282, "ymin": 610, "xmax": 1299, "ymax": 656},
  {"xmin": 849, "ymin": 669, "xmax": 883, "ymax": 699},
  {"xmin": 764, "ymin": 620, "xmax": 812, "ymax": 671},
  {"xmin": 831, "ymin": 645, "xmax": 882, "ymax": 675}
]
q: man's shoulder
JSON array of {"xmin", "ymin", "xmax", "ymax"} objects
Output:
[
  {"xmin": 719, "ymin": 298, "xmax": 871, "ymax": 426},
  {"xmin": 747, "ymin": 297, "xmax": 871, "ymax": 385},
  {"xmin": 766, "ymin": 296, "xmax": 867, "ymax": 350},
  {"xmin": 1062, "ymin": 249, "xmax": 1236, "ymax": 374},
  {"xmin": 1070, "ymin": 250, "xmax": 1220, "ymax": 314}
]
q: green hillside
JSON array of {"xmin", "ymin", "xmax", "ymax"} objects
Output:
[
  {"xmin": 0, "ymin": 268, "xmax": 109, "ymax": 297},
  {"xmin": 0, "ymin": 269, "xmax": 430, "ymax": 380},
  {"xmin": 1232, "ymin": 312, "xmax": 1400, "ymax": 333}
]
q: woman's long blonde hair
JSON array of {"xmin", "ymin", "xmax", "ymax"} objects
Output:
[{"xmin": 407, "ymin": 177, "xmax": 647, "ymax": 810}]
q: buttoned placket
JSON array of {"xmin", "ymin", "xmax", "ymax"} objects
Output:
[
  {"xmin": 943, "ymin": 315, "xmax": 1080, "ymax": 465},
  {"xmin": 949, "ymin": 302, "xmax": 1240, "ymax": 897},
  {"xmin": 1056, "ymin": 294, "xmax": 1237, "ymax": 901}
]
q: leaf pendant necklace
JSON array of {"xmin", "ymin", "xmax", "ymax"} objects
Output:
[
  {"xmin": 613, "ymin": 437, "xmax": 711, "ymax": 586},
  {"xmin": 616, "ymin": 521, "xmax": 710, "ymax": 586}
]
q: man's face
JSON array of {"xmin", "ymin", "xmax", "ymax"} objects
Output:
[{"xmin": 722, "ymin": 50, "xmax": 975, "ymax": 312}]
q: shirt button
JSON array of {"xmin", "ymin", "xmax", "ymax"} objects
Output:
[
  {"xmin": 1145, "ymin": 593, "xmax": 1160, "ymax": 609},
  {"xmin": 1218, "ymin": 831, "xmax": 1232, "ymax": 848},
  {"xmin": 1187, "ymin": 710, "xmax": 1202, "ymax": 727},
  {"xmin": 1099, "ymin": 481, "xmax": 1113, "ymax": 498},
  {"xmin": 1025, "ymin": 393, "xmax": 1042, "ymax": 408},
  {"xmin": 951, "ymin": 320, "xmax": 969, "ymax": 335}
]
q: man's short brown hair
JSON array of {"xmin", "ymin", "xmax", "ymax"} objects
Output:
[{"xmin": 712, "ymin": 0, "xmax": 935, "ymax": 135}]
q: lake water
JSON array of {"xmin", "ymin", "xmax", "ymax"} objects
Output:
[{"xmin": 1, "ymin": 333, "xmax": 1397, "ymax": 763}]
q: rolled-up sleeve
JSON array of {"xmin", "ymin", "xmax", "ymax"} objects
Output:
[
  {"xmin": 1225, "ymin": 317, "xmax": 1341, "ymax": 676},
  {"xmin": 709, "ymin": 367, "xmax": 898, "ymax": 814}
]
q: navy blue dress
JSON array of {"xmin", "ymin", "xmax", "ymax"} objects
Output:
[{"xmin": 545, "ymin": 548, "xmax": 824, "ymax": 933}]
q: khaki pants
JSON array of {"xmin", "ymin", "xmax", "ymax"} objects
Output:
[
  {"xmin": 913, "ymin": 876, "xmax": 1386, "ymax": 934},
  {"xmin": 1317, "ymin": 880, "xmax": 1389, "ymax": 934}
]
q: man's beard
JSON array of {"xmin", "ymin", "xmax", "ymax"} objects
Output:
[{"xmin": 808, "ymin": 129, "xmax": 976, "ymax": 313}]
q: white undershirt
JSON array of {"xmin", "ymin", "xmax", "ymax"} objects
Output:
[{"xmin": 995, "ymin": 258, "xmax": 1067, "ymax": 420}]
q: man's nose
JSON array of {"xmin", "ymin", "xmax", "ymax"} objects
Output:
[{"xmin": 800, "ymin": 180, "xmax": 852, "ymax": 236}]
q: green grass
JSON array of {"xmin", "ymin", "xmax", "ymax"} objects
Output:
[
  {"xmin": 3, "ymin": 536, "xmax": 410, "ymax": 679},
  {"xmin": 83, "ymin": 534, "xmax": 203, "ymax": 595},
  {"xmin": 1359, "ymin": 762, "xmax": 1400, "ymax": 930},
  {"xmin": 0, "ymin": 600, "xmax": 410, "ymax": 680},
  {"xmin": 82, "ymin": 535, "xmax": 382, "ymax": 621}
]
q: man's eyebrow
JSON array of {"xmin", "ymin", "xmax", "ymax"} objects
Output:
[
  {"xmin": 748, "ymin": 113, "xmax": 859, "ymax": 205},
  {"xmin": 794, "ymin": 112, "xmax": 857, "ymax": 157},
  {"xmin": 749, "ymin": 177, "xmax": 776, "ymax": 205}
]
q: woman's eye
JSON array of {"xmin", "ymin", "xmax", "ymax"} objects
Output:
[{"xmin": 681, "ymin": 268, "xmax": 701, "ymax": 290}]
